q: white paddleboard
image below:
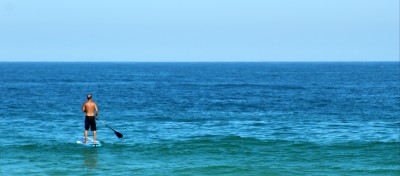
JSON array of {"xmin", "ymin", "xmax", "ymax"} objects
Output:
[{"xmin": 77, "ymin": 137, "xmax": 102, "ymax": 148}]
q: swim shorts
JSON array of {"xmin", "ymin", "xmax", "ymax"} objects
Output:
[{"xmin": 84, "ymin": 116, "xmax": 97, "ymax": 131}]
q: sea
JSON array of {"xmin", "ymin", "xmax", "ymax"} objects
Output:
[{"xmin": 0, "ymin": 62, "xmax": 399, "ymax": 175}]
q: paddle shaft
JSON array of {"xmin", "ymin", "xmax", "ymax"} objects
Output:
[
  {"xmin": 96, "ymin": 117, "xmax": 116, "ymax": 132},
  {"xmin": 96, "ymin": 117, "xmax": 123, "ymax": 138}
]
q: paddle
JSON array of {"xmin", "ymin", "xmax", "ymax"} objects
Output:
[{"xmin": 96, "ymin": 116, "xmax": 123, "ymax": 138}]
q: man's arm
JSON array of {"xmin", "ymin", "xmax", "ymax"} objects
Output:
[
  {"xmin": 82, "ymin": 103, "xmax": 86, "ymax": 112},
  {"xmin": 95, "ymin": 104, "xmax": 99, "ymax": 117}
]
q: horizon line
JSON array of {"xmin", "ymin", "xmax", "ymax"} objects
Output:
[{"xmin": 0, "ymin": 60, "xmax": 399, "ymax": 63}]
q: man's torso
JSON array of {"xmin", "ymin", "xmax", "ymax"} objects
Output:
[{"xmin": 84, "ymin": 101, "xmax": 96, "ymax": 116}]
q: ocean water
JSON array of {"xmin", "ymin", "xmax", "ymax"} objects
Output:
[{"xmin": 0, "ymin": 62, "xmax": 399, "ymax": 175}]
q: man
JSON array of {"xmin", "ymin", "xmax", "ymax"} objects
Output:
[{"xmin": 82, "ymin": 94, "xmax": 98, "ymax": 143}]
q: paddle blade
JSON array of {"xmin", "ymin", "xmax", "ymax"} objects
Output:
[{"xmin": 115, "ymin": 131, "xmax": 123, "ymax": 138}]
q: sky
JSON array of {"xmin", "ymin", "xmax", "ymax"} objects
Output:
[{"xmin": 0, "ymin": 0, "xmax": 399, "ymax": 62}]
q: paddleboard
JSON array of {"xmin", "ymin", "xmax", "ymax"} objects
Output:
[{"xmin": 77, "ymin": 137, "xmax": 102, "ymax": 148}]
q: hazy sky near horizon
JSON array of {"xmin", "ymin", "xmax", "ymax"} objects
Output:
[{"xmin": 0, "ymin": 0, "xmax": 399, "ymax": 62}]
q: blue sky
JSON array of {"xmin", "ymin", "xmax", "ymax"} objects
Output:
[{"xmin": 0, "ymin": 0, "xmax": 398, "ymax": 62}]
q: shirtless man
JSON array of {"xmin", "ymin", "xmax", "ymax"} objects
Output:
[{"xmin": 82, "ymin": 94, "xmax": 99, "ymax": 143}]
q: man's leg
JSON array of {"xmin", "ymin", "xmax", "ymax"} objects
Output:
[
  {"xmin": 84, "ymin": 130, "xmax": 88, "ymax": 143},
  {"xmin": 93, "ymin": 131, "xmax": 97, "ymax": 143}
]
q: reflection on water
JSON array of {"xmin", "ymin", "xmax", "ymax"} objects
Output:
[{"xmin": 82, "ymin": 148, "xmax": 98, "ymax": 170}]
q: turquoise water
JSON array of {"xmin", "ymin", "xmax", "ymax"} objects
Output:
[{"xmin": 0, "ymin": 62, "xmax": 399, "ymax": 175}]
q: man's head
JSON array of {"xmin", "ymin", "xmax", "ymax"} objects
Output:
[{"xmin": 87, "ymin": 94, "xmax": 92, "ymax": 100}]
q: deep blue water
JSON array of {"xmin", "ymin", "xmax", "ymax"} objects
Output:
[{"xmin": 0, "ymin": 62, "xmax": 399, "ymax": 175}]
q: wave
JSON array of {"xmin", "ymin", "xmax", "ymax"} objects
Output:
[
  {"xmin": 182, "ymin": 83, "xmax": 307, "ymax": 90},
  {"xmin": 2, "ymin": 135, "xmax": 399, "ymax": 150},
  {"xmin": 2, "ymin": 135, "xmax": 399, "ymax": 174}
]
